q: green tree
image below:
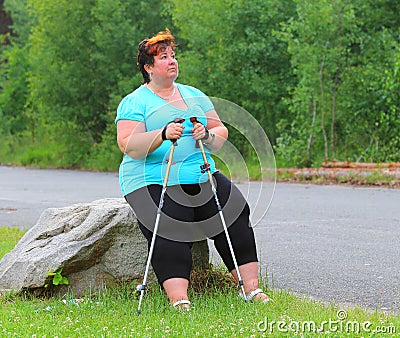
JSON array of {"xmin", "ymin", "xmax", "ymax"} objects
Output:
[
  {"xmin": 86, "ymin": 0, "xmax": 173, "ymax": 170},
  {"xmin": 276, "ymin": 0, "xmax": 359, "ymax": 166},
  {"xmin": 0, "ymin": 0, "xmax": 13, "ymax": 37},
  {"xmin": 0, "ymin": 0, "xmax": 32, "ymax": 149},
  {"xmin": 170, "ymin": 0, "xmax": 295, "ymax": 160},
  {"xmin": 341, "ymin": 0, "xmax": 400, "ymax": 161},
  {"xmin": 1, "ymin": 0, "xmax": 399, "ymax": 169},
  {"xmin": 0, "ymin": 43, "xmax": 29, "ymax": 135},
  {"xmin": 28, "ymin": 0, "xmax": 107, "ymax": 143},
  {"xmin": 276, "ymin": 0, "xmax": 400, "ymax": 166},
  {"xmin": 24, "ymin": 0, "xmax": 171, "ymax": 168}
]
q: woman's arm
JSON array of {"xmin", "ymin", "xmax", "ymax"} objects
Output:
[
  {"xmin": 205, "ymin": 109, "xmax": 228, "ymax": 151},
  {"xmin": 117, "ymin": 120, "xmax": 184, "ymax": 159}
]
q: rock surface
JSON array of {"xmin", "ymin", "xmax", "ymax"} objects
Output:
[{"xmin": 0, "ymin": 198, "xmax": 209, "ymax": 296}]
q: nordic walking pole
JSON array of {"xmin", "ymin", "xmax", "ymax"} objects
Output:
[
  {"xmin": 136, "ymin": 118, "xmax": 185, "ymax": 315},
  {"xmin": 190, "ymin": 117, "xmax": 247, "ymax": 300}
]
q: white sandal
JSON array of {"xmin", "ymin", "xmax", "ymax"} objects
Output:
[
  {"xmin": 239, "ymin": 288, "xmax": 272, "ymax": 304},
  {"xmin": 172, "ymin": 299, "xmax": 191, "ymax": 311}
]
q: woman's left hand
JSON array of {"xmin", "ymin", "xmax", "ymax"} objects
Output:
[{"xmin": 191, "ymin": 123, "xmax": 208, "ymax": 141}]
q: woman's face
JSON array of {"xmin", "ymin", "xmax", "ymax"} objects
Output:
[{"xmin": 146, "ymin": 46, "xmax": 178, "ymax": 82}]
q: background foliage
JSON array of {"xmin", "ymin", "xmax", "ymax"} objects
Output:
[{"xmin": 0, "ymin": 0, "xmax": 399, "ymax": 170}]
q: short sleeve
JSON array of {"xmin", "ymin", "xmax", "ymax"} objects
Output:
[
  {"xmin": 115, "ymin": 95, "xmax": 145, "ymax": 124},
  {"xmin": 195, "ymin": 92, "xmax": 214, "ymax": 113},
  {"xmin": 202, "ymin": 95, "xmax": 214, "ymax": 113},
  {"xmin": 179, "ymin": 84, "xmax": 215, "ymax": 113}
]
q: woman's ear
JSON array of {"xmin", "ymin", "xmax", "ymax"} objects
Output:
[{"xmin": 144, "ymin": 64, "xmax": 152, "ymax": 74}]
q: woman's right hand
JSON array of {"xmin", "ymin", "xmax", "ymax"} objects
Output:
[{"xmin": 164, "ymin": 120, "xmax": 184, "ymax": 141}]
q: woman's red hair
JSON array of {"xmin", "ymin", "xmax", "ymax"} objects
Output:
[{"xmin": 137, "ymin": 28, "xmax": 177, "ymax": 83}]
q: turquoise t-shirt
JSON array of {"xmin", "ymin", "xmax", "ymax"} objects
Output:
[{"xmin": 115, "ymin": 83, "xmax": 217, "ymax": 196}]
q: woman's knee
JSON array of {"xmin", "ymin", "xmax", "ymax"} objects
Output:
[{"xmin": 151, "ymin": 239, "xmax": 193, "ymax": 284}]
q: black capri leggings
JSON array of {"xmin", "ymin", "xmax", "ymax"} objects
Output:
[{"xmin": 125, "ymin": 171, "xmax": 258, "ymax": 285}]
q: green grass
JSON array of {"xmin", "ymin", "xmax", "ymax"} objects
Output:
[
  {"xmin": 214, "ymin": 156, "xmax": 274, "ymax": 182},
  {"xmin": 275, "ymin": 169, "xmax": 399, "ymax": 187},
  {"xmin": 0, "ymin": 228, "xmax": 399, "ymax": 337},
  {"xmin": 0, "ymin": 227, "xmax": 26, "ymax": 258}
]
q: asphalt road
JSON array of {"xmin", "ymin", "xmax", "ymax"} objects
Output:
[{"xmin": 0, "ymin": 165, "xmax": 399, "ymax": 313}]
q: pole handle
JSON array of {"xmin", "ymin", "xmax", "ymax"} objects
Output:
[
  {"xmin": 190, "ymin": 116, "xmax": 212, "ymax": 177},
  {"xmin": 170, "ymin": 117, "xmax": 185, "ymax": 146}
]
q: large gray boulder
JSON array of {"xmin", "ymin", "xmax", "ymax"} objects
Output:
[{"xmin": 0, "ymin": 198, "xmax": 209, "ymax": 296}]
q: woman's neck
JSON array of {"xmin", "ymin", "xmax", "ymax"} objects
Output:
[
  {"xmin": 147, "ymin": 81, "xmax": 175, "ymax": 93},
  {"xmin": 146, "ymin": 81, "xmax": 177, "ymax": 101}
]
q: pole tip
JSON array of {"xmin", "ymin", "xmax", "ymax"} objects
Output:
[{"xmin": 137, "ymin": 309, "xmax": 141, "ymax": 315}]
